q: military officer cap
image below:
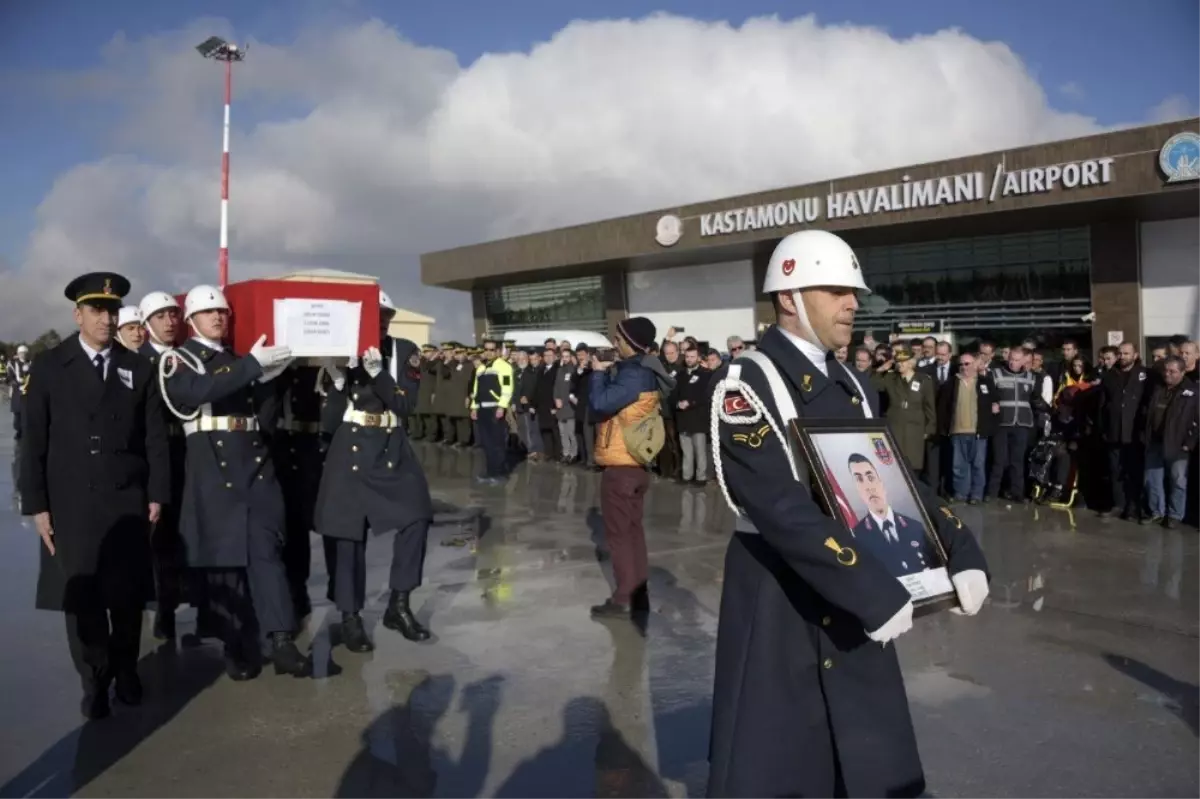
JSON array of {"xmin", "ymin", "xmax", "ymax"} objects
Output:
[
  {"xmin": 454, "ymin": 344, "xmax": 467, "ymax": 353},
  {"xmin": 502, "ymin": 339, "xmax": 516, "ymax": 347},
  {"xmin": 420, "ymin": 344, "xmax": 436, "ymax": 353},
  {"xmin": 439, "ymin": 341, "xmax": 454, "ymax": 349},
  {"xmin": 893, "ymin": 349, "xmax": 913, "ymax": 363},
  {"xmin": 482, "ymin": 337, "xmax": 501, "ymax": 346},
  {"xmin": 64, "ymin": 272, "xmax": 130, "ymax": 310}
]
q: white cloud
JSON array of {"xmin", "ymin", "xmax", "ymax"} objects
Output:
[
  {"xmin": 3, "ymin": 12, "xmax": 1173, "ymax": 341},
  {"xmin": 1059, "ymin": 81, "xmax": 1085, "ymax": 100}
]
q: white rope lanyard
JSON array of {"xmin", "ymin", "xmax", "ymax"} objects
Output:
[{"xmin": 157, "ymin": 345, "xmax": 209, "ymax": 422}]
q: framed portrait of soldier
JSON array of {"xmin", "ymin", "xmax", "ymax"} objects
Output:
[{"xmin": 789, "ymin": 418, "xmax": 957, "ymax": 616}]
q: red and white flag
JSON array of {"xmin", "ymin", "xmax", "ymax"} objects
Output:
[{"xmin": 825, "ymin": 465, "xmax": 858, "ymax": 528}]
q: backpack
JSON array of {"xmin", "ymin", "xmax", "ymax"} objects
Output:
[{"xmin": 621, "ymin": 403, "xmax": 666, "ymax": 466}]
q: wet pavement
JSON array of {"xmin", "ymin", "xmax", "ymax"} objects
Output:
[{"xmin": 0, "ymin": 408, "xmax": 1196, "ymax": 797}]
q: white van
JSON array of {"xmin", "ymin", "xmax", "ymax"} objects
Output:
[{"xmin": 500, "ymin": 329, "xmax": 612, "ymax": 351}]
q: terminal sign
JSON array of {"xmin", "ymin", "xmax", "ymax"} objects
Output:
[
  {"xmin": 696, "ymin": 157, "xmax": 1115, "ymax": 238},
  {"xmin": 893, "ymin": 321, "xmax": 943, "ymax": 335}
]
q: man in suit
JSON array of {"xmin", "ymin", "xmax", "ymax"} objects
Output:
[
  {"xmin": 922, "ymin": 340, "xmax": 955, "ymax": 495},
  {"xmin": 21, "ymin": 272, "xmax": 170, "ymax": 719},
  {"xmin": 848, "ymin": 452, "xmax": 937, "ymax": 577}
]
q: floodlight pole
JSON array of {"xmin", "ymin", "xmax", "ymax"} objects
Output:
[{"xmin": 198, "ymin": 38, "xmax": 246, "ymax": 288}]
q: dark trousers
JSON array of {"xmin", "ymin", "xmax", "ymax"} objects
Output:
[
  {"xmin": 987, "ymin": 426, "xmax": 1030, "ymax": 499},
  {"xmin": 600, "ymin": 466, "xmax": 651, "ymax": 605},
  {"xmin": 658, "ymin": 419, "xmax": 681, "ymax": 479},
  {"xmin": 1106, "ymin": 442, "xmax": 1145, "ymax": 514},
  {"xmin": 420, "ymin": 414, "xmax": 440, "ymax": 440},
  {"xmin": 580, "ymin": 420, "xmax": 597, "ymax": 467},
  {"xmin": 205, "ymin": 524, "xmax": 297, "ymax": 650},
  {"xmin": 478, "ymin": 412, "xmax": 509, "ymax": 477},
  {"xmin": 455, "ymin": 417, "xmax": 473, "ymax": 446},
  {"xmin": 440, "ymin": 415, "xmax": 458, "ymax": 445},
  {"xmin": 282, "ymin": 523, "xmax": 311, "ymax": 612},
  {"xmin": 923, "ymin": 435, "xmax": 949, "ymax": 495},
  {"xmin": 65, "ymin": 604, "xmax": 142, "ymax": 695},
  {"xmin": 323, "ymin": 520, "xmax": 429, "ymax": 613},
  {"xmin": 11, "ymin": 431, "xmax": 21, "ymax": 497},
  {"xmin": 540, "ymin": 421, "xmax": 561, "ymax": 459},
  {"xmin": 151, "ymin": 514, "xmax": 184, "ymax": 611}
]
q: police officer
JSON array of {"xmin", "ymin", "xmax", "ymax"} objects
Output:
[
  {"xmin": 314, "ymin": 289, "xmax": 433, "ymax": 650},
  {"xmin": 271, "ymin": 359, "xmax": 328, "ymax": 620},
  {"xmin": 470, "ymin": 337, "xmax": 515, "ymax": 484},
  {"xmin": 706, "ymin": 230, "xmax": 990, "ymax": 798},
  {"xmin": 21, "ymin": 272, "xmax": 170, "ymax": 719},
  {"xmin": 162, "ymin": 285, "xmax": 310, "ymax": 680}
]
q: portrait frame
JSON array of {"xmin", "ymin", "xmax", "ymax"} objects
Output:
[{"xmin": 788, "ymin": 417, "xmax": 958, "ymax": 617}]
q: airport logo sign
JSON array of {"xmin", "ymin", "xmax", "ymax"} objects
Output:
[
  {"xmin": 1159, "ymin": 132, "xmax": 1200, "ymax": 183},
  {"xmin": 689, "ymin": 157, "xmax": 1116, "ymax": 239},
  {"xmin": 655, "ymin": 214, "xmax": 683, "ymax": 247}
]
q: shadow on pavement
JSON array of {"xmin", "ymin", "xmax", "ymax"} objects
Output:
[
  {"xmin": 0, "ymin": 641, "xmax": 226, "ymax": 797},
  {"xmin": 1103, "ymin": 652, "xmax": 1199, "ymax": 737}
]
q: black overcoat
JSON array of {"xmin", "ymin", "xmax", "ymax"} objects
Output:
[
  {"xmin": 272, "ymin": 364, "xmax": 329, "ymax": 534},
  {"xmin": 534, "ymin": 364, "xmax": 558, "ymax": 430},
  {"xmin": 706, "ymin": 326, "xmax": 989, "ymax": 799},
  {"xmin": 163, "ymin": 339, "xmax": 285, "ymax": 567},
  {"xmin": 20, "ymin": 335, "xmax": 170, "ymax": 611},
  {"xmin": 137, "ymin": 340, "xmax": 188, "ymax": 560},
  {"xmin": 315, "ymin": 338, "xmax": 433, "ymax": 541}
]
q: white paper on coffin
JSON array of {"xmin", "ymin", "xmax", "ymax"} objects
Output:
[
  {"xmin": 897, "ymin": 566, "xmax": 954, "ymax": 602},
  {"xmin": 273, "ymin": 298, "xmax": 362, "ymax": 357}
]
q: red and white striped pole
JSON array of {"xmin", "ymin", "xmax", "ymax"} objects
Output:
[{"xmin": 218, "ymin": 56, "xmax": 232, "ymax": 288}]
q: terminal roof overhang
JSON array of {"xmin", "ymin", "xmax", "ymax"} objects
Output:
[{"xmin": 421, "ymin": 118, "xmax": 1200, "ymax": 291}]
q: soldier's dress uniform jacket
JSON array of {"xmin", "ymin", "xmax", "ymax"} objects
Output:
[
  {"xmin": 138, "ymin": 340, "xmax": 188, "ymax": 592},
  {"xmin": 706, "ymin": 326, "xmax": 988, "ymax": 799},
  {"xmin": 877, "ymin": 370, "xmax": 937, "ymax": 471},
  {"xmin": 315, "ymin": 337, "xmax": 432, "ymax": 541},
  {"xmin": 164, "ymin": 338, "xmax": 286, "ymax": 567},
  {"xmin": 21, "ymin": 335, "xmax": 170, "ymax": 611},
  {"xmin": 851, "ymin": 511, "xmax": 935, "ymax": 578}
]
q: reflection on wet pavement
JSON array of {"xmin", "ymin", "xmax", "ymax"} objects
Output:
[{"xmin": 0, "ymin": 415, "xmax": 1196, "ymax": 797}]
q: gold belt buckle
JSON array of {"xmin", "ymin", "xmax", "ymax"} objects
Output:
[
  {"xmin": 228, "ymin": 416, "xmax": 248, "ymax": 432},
  {"xmin": 363, "ymin": 412, "xmax": 380, "ymax": 427}
]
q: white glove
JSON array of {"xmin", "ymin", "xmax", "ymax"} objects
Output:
[
  {"xmin": 866, "ymin": 599, "xmax": 914, "ymax": 645},
  {"xmin": 950, "ymin": 569, "xmax": 989, "ymax": 616},
  {"xmin": 259, "ymin": 358, "xmax": 294, "ymax": 384},
  {"xmin": 319, "ymin": 357, "xmax": 347, "ymax": 391},
  {"xmin": 362, "ymin": 346, "xmax": 383, "ymax": 378},
  {"xmin": 250, "ymin": 334, "xmax": 292, "ymax": 370}
]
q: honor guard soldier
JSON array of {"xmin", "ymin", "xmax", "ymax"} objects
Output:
[
  {"xmin": 314, "ymin": 289, "xmax": 433, "ymax": 651},
  {"xmin": 162, "ymin": 285, "xmax": 310, "ymax": 680},
  {"xmin": 271, "ymin": 359, "xmax": 328, "ymax": 620},
  {"xmin": 705, "ymin": 230, "xmax": 991, "ymax": 798},
  {"xmin": 470, "ymin": 338, "xmax": 515, "ymax": 484},
  {"xmin": 21, "ymin": 272, "xmax": 170, "ymax": 719},
  {"xmin": 115, "ymin": 306, "xmax": 145, "ymax": 352},
  {"xmin": 9, "ymin": 344, "xmax": 32, "ymax": 500}
]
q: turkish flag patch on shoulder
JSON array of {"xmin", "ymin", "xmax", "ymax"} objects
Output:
[{"xmin": 723, "ymin": 393, "xmax": 751, "ymax": 415}]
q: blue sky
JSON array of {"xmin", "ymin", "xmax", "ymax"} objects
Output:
[{"xmin": 1, "ymin": 0, "xmax": 1196, "ymax": 265}]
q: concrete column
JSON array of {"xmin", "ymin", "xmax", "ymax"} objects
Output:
[
  {"xmin": 603, "ymin": 271, "xmax": 627, "ymax": 336},
  {"xmin": 1090, "ymin": 220, "xmax": 1141, "ymax": 352},
  {"xmin": 471, "ymin": 289, "xmax": 487, "ymax": 344}
]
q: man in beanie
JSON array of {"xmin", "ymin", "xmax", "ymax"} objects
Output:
[{"xmin": 588, "ymin": 316, "xmax": 675, "ymax": 619}]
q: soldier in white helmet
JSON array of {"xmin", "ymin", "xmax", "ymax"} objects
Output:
[
  {"xmin": 115, "ymin": 306, "xmax": 145, "ymax": 352},
  {"xmin": 704, "ymin": 230, "xmax": 991, "ymax": 798},
  {"xmin": 138, "ymin": 291, "xmax": 182, "ymax": 360},
  {"xmin": 161, "ymin": 285, "xmax": 310, "ymax": 679}
]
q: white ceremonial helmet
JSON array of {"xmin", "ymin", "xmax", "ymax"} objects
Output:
[
  {"xmin": 139, "ymin": 291, "xmax": 180, "ymax": 321},
  {"xmin": 184, "ymin": 285, "xmax": 230, "ymax": 319},
  {"xmin": 16, "ymin": 344, "xmax": 29, "ymax": 356},
  {"xmin": 762, "ymin": 230, "xmax": 870, "ymax": 295},
  {"xmin": 117, "ymin": 305, "xmax": 142, "ymax": 328},
  {"xmin": 379, "ymin": 288, "xmax": 396, "ymax": 312}
]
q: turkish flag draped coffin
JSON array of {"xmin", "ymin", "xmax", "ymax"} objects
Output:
[{"xmin": 174, "ymin": 280, "xmax": 381, "ymax": 356}]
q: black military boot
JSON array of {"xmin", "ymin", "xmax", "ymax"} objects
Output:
[
  {"xmin": 268, "ymin": 632, "xmax": 312, "ymax": 677},
  {"xmin": 114, "ymin": 668, "xmax": 144, "ymax": 706},
  {"xmin": 341, "ymin": 612, "xmax": 375, "ymax": 653},
  {"xmin": 81, "ymin": 672, "xmax": 112, "ymax": 720},
  {"xmin": 382, "ymin": 591, "xmax": 431, "ymax": 641},
  {"xmin": 223, "ymin": 644, "xmax": 260, "ymax": 681}
]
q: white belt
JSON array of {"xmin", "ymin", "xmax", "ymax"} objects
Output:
[
  {"xmin": 343, "ymin": 408, "xmax": 398, "ymax": 429},
  {"xmin": 477, "ymin": 401, "xmax": 501, "ymax": 408},
  {"xmin": 183, "ymin": 415, "xmax": 259, "ymax": 436},
  {"xmin": 734, "ymin": 517, "xmax": 760, "ymax": 534}
]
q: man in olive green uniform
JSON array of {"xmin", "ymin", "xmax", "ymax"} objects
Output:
[
  {"xmin": 878, "ymin": 349, "xmax": 937, "ymax": 471},
  {"xmin": 443, "ymin": 344, "xmax": 475, "ymax": 447},
  {"xmin": 420, "ymin": 344, "xmax": 450, "ymax": 441},
  {"xmin": 433, "ymin": 342, "xmax": 457, "ymax": 445},
  {"xmin": 410, "ymin": 344, "xmax": 438, "ymax": 439}
]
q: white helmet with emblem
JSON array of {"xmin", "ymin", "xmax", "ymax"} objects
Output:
[
  {"xmin": 379, "ymin": 288, "xmax": 396, "ymax": 312},
  {"xmin": 762, "ymin": 229, "xmax": 870, "ymax": 295},
  {"xmin": 184, "ymin": 285, "xmax": 230, "ymax": 319},
  {"xmin": 139, "ymin": 291, "xmax": 180, "ymax": 321},
  {"xmin": 117, "ymin": 306, "xmax": 142, "ymax": 328}
]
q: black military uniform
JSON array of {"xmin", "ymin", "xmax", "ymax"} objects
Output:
[
  {"xmin": 272, "ymin": 363, "xmax": 329, "ymax": 619},
  {"xmin": 314, "ymin": 337, "xmax": 433, "ymax": 651},
  {"xmin": 134, "ymin": 337, "xmax": 194, "ymax": 641},
  {"xmin": 164, "ymin": 333, "xmax": 309, "ymax": 679},
  {"xmin": 21, "ymin": 272, "xmax": 170, "ymax": 719},
  {"xmin": 706, "ymin": 326, "xmax": 988, "ymax": 798}
]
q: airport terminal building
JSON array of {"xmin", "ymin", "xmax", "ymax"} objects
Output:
[{"xmin": 421, "ymin": 118, "xmax": 1200, "ymax": 354}]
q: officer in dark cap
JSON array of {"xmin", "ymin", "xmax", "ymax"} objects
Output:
[
  {"xmin": 314, "ymin": 295, "xmax": 433, "ymax": 650},
  {"xmin": 162, "ymin": 284, "xmax": 310, "ymax": 680},
  {"xmin": 21, "ymin": 272, "xmax": 170, "ymax": 719}
]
